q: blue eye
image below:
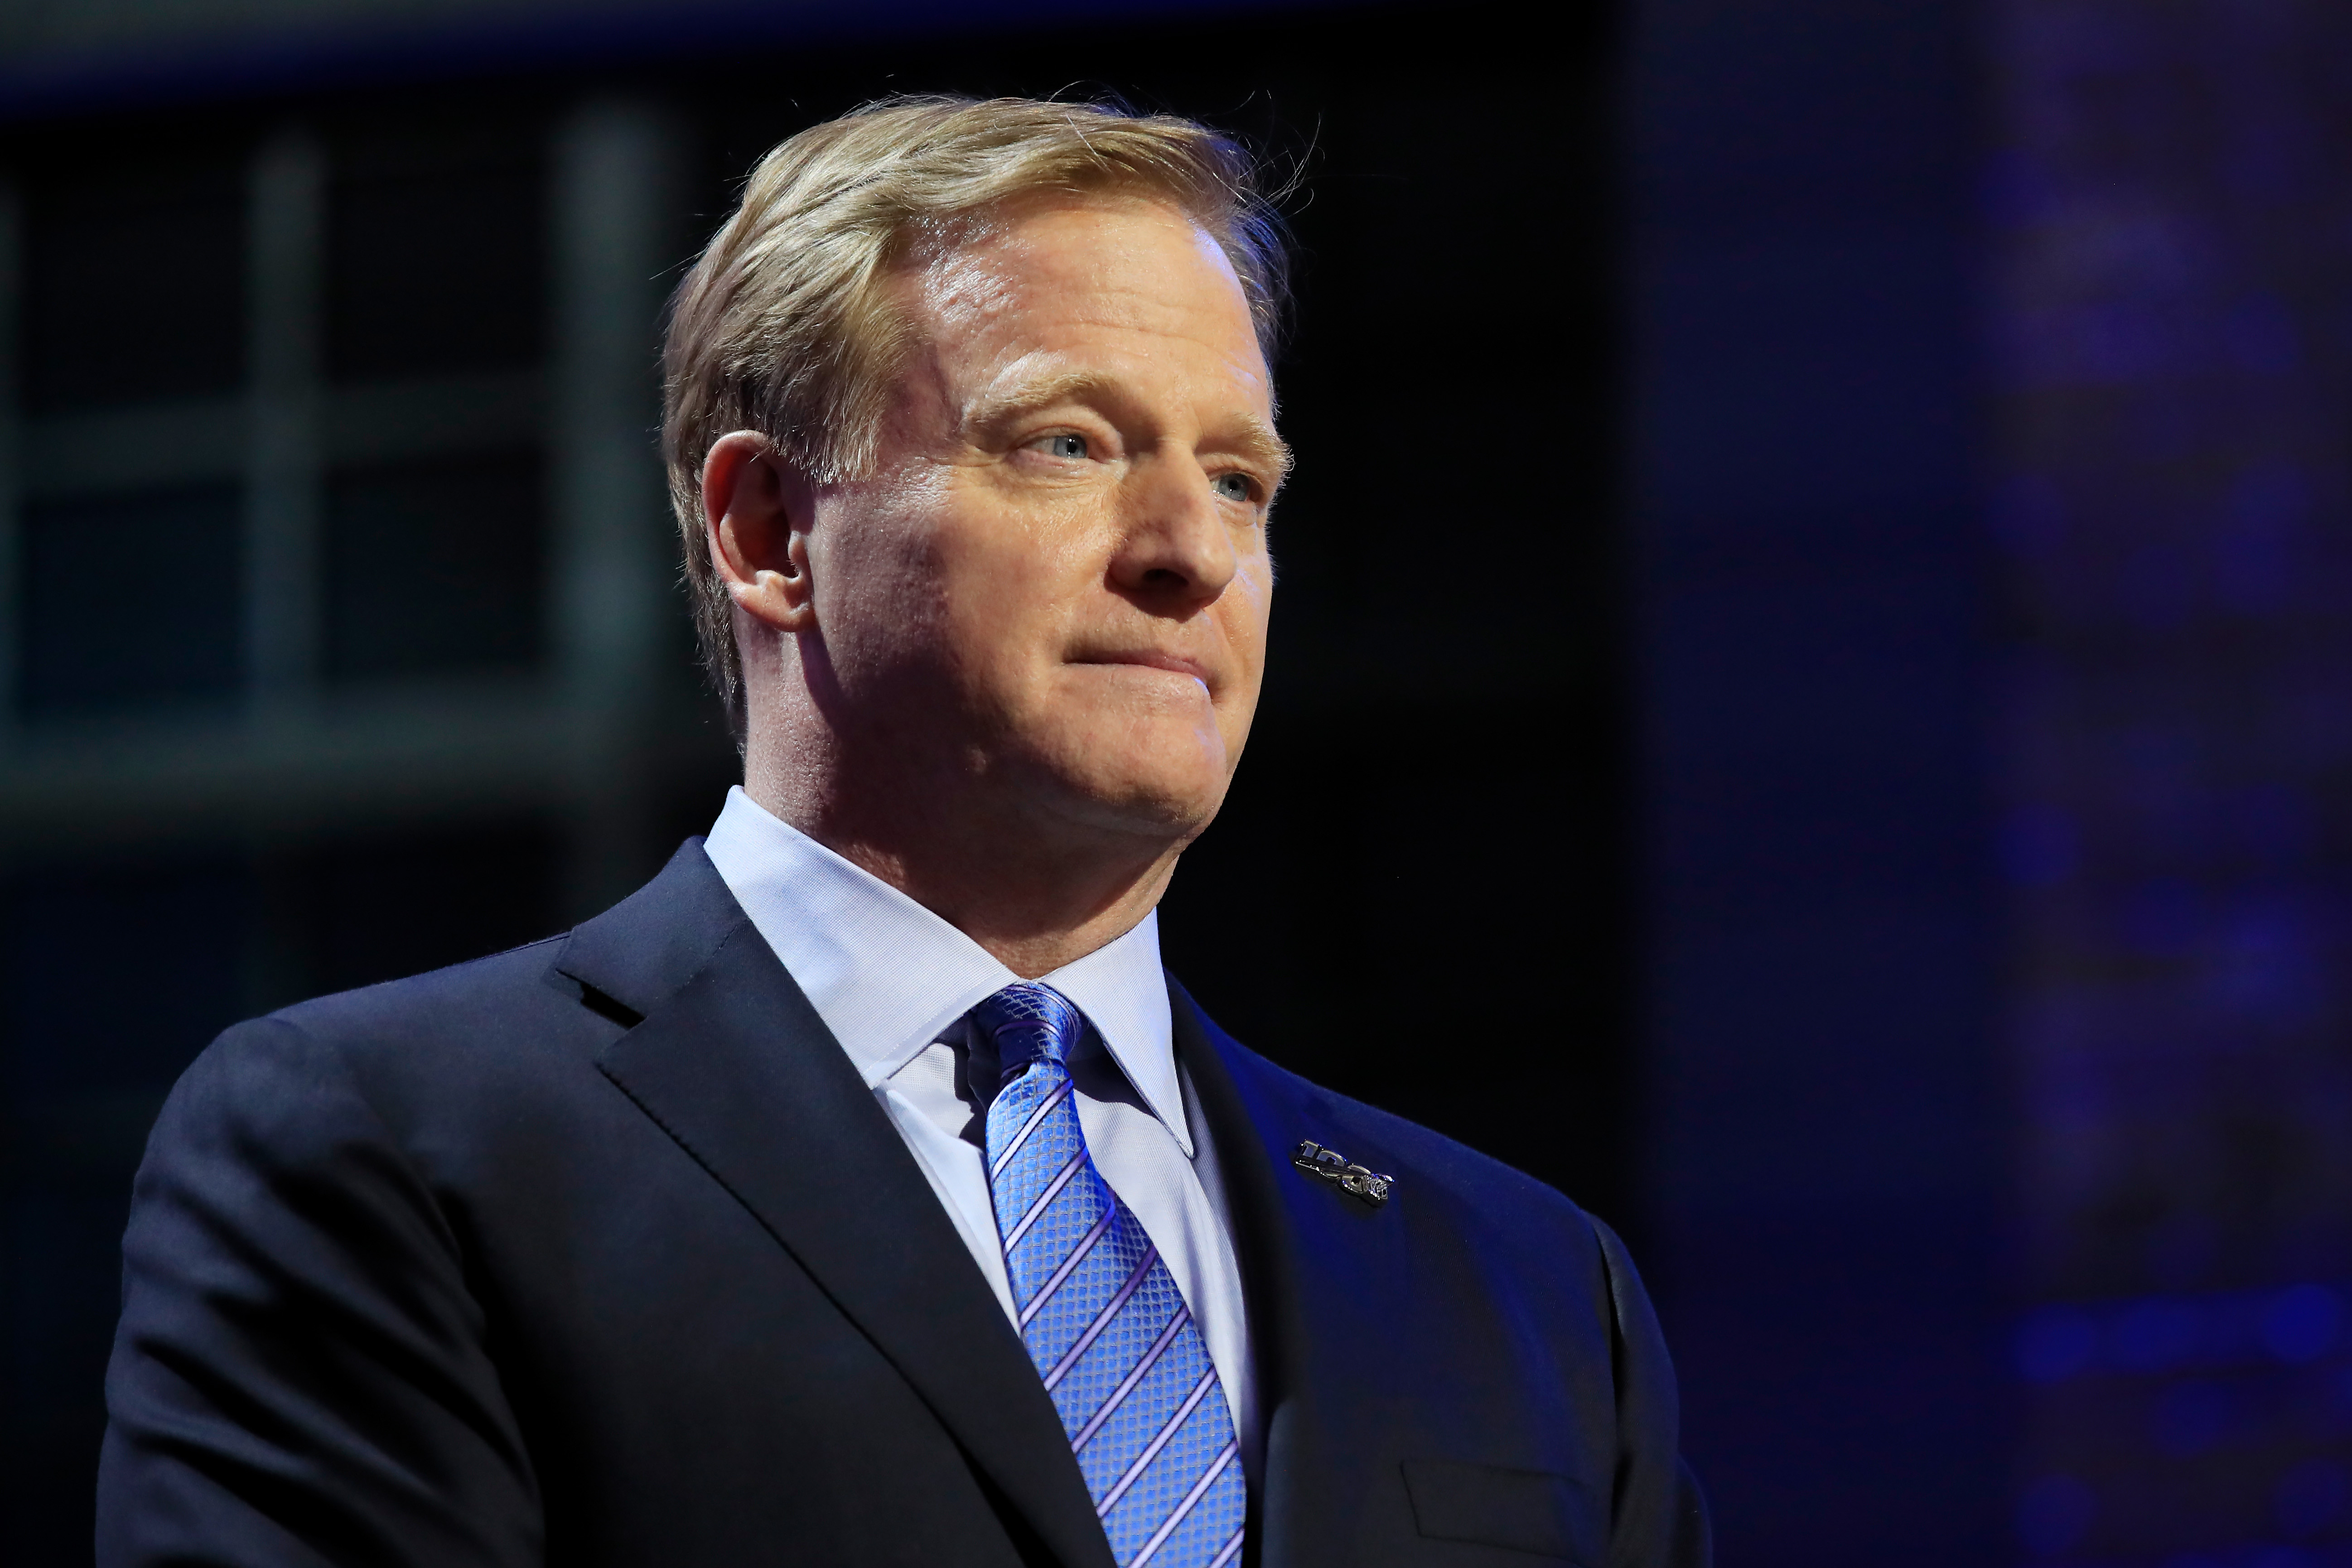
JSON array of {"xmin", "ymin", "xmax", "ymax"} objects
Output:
[
  {"xmin": 1042, "ymin": 433, "xmax": 1088, "ymax": 459},
  {"xmin": 1212, "ymin": 472, "xmax": 1253, "ymax": 502}
]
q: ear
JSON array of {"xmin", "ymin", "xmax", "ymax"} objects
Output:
[{"xmin": 703, "ymin": 430, "xmax": 816, "ymax": 635}]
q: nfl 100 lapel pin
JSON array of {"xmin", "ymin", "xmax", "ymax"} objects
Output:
[{"xmin": 1291, "ymin": 1140, "xmax": 1394, "ymax": 1207}]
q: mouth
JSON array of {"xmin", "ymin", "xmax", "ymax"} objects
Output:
[{"xmin": 1070, "ymin": 650, "xmax": 1216, "ymax": 691}]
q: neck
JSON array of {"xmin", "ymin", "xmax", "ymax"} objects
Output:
[
  {"xmin": 743, "ymin": 738, "xmax": 1188, "ymax": 980},
  {"xmin": 843, "ymin": 831, "xmax": 1181, "ymax": 979}
]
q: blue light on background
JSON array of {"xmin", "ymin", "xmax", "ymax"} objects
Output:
[{"xmin": 1995, "ymin": 0, "xmax": 2352, "ymax": 1558}]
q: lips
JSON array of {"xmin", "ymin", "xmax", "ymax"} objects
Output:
[{"xmin": 1072, "ymin": 650, "xmax": 1215, "ymax": 688}]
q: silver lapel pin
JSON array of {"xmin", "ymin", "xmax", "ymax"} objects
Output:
[{"xmin": 1291, "ymin": 1139, "xmax": 1394, "ymax": 1207}]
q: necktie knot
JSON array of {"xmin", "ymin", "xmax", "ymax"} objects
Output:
[{"xmin": 974, "ymin": 981, "xmax": 1083, "ymax": 1082}]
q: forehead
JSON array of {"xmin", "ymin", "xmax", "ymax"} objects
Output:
[{"xmin": 897, "ymin": 197, "xmax": 1272, "ymax": 404}]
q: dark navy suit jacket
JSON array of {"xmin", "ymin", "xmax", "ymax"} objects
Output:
[{"xmin": 98, "ymin": 841, "xmax": 1710, "ymax": 1567}]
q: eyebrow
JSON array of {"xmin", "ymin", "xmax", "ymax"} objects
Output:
[{"xmin": 960, "ymin": 367, "xmax": 1294, "ymax": 482}]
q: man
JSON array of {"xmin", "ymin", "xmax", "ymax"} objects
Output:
[{"xmin": 98, "ymin": 98, "xmax": 1709, "ymax": 1567}]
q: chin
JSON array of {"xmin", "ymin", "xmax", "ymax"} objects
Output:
[
  {"xmin": 1029, "ymin": 738, "xmax": 1233, "ymax": 844},
  {"xmin": 1061, "ymin": 770, "xmax": 1227, "ymax": 841},
  {"xmin": 1001, "ymin": 694, "xmax": 1246, "ymax": 841}
]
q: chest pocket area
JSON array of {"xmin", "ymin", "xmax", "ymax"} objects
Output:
[{"xmin": 1401, "ymin": 1459, "xmax": 1597, "ymax": 1564}]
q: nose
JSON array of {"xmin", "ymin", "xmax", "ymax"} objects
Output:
[{"xmin": 1108, "ymin": 452, "xmax": 1240, "ymax": 611}]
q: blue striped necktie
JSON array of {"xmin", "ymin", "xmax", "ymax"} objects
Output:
[{"xmin": 976, "ymin": 982, "xmax": 1246, "ymax": 1568}]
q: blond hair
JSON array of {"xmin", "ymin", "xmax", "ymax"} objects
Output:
[{"xmin": 660, "ymin": 95, "xmax": 1289, "ymax": 736}]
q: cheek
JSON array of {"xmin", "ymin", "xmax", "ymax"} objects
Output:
[
  {"xmin": 940, "ymin": 496, "xmax": 1103, "ymax": 642},
  {"xmin": 1224, "ymin": 548, "xmax": 1275, "ymax": 663},
  {"xmin": 842, "ymin": 485, "xmax": 1103, "ymax": 708},
  {"xmin": 811, "ymin": 476, "xmax": 960, "ymax": 677}
]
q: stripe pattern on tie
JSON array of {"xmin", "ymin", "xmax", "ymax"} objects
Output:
[{"xmin": 977, "ymin": 982, "xmax": 1245, "ymax": 1568}]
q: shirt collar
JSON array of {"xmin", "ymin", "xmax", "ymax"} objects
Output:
[{"xmin": 700, "ymin": 786, "xmax": 1190, "ymax": 1155}]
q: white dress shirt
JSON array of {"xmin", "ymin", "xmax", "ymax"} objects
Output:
[{"xmin": 700, "ymin": 786, "xmax": 1257, "ymax": 1471}]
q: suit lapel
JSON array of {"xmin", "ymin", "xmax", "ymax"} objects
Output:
[
  {"xmin": 555, "ymin": 844, "xmax": 1115, "ymax": 1568},
  {"xmin": 1170, "ymin": 982, "xmax": 1395, "ymax": 1568}
]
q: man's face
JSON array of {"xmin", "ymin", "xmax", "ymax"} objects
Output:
[{"xmin": 803, "ymin": 196, "xmax": 1282, "ymax": 849}]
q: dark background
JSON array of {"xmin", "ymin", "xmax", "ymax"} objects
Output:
[{"xmin": 7, "ymin": 0, "xmax": 2351, "ymax": 1563}]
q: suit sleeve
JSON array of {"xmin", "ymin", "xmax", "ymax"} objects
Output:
[
  {"xmin": 97, "ymin": 1015, "xmax": 542, "ymax": 1568},
  {"xmin": 1589, "ymin": 1216, "xmax": 1712, "ymax": 1568}
]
